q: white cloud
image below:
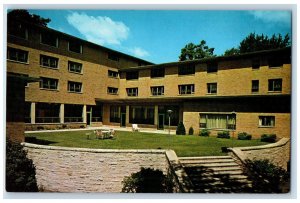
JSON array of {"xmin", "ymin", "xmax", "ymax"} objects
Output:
[
  {"xmin": 128, "ymin": 47, "xmax": 149, "ymax": 58},
  {"xmin": 66, "ymin": 12, "xmax": 129, "ymax": 45},
  {"xmin": 249, "ymin": 11, "xmax": 291, "ymax": 24}
]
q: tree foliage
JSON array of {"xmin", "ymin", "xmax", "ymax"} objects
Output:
[
  {"xmin": 176, "ymin": 121, "xmax": 186, "ymax": 135},
  {"xmin": 122, "ymin": 167, "xmax": 174, "ymax": 193},
  {"xmin": 179, "ymin": 40, "xmax": 215, "ymax": 61},
  {"xmin": 6, "ymin": 139, "xmax": 38, "ymax": 192},
  {"xmin": 224, "ymin": 33, "xmax": 290, "ymax": 56},
  {"xmin": 8, "ymin": 9, "xmax": 51, "ymax": 26}
]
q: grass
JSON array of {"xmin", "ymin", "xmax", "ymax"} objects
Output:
[{"xmin": 25, "ymin": 130, "xmax": 269, "ymax": 157}]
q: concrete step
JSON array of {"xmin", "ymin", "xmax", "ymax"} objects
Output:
[
  {"xmin": 179, "ymin": 155, "xmax": 232, "ymax": 160},
  {"xmin": 180, "ymin": 158, "xmax": 235, "ymax": 164},
  {"xmin": 182, "ymin": 162, "xmax": 239, "ymax": 168}
]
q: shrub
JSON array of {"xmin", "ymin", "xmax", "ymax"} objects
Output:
[
  {"xmin": 217, "ymin": 131, "xmax": 230, "ymax": 139},
  {"xmin": 188, "ymin": 127, "xmax": 194, "ymax": 135},
  {"xmin": 37, "ymin": 126, "xmax": 44, "ymax": 130},
  {"xmin": 122, "ymin": 167, "xmax": 174, "ymax": 193},
  {"xmin": 199, "ymin": 129, "xmax": 210, "ymax": 137},
  {"xmin": 261, "ymin": 134, "xmax": 277, "ymax": 143},
  {"xmin": 238, "ymin": 132, "xmax": 252, "ymax": 140},
  {"xmin": 6, "ymin": 139, "xmax": 38, "ymax": 192},
  {"xmin": 176, "ymin": 121, "xmax": 186, "ymax": 135},
  {"xmin": 245, "ymin": 159, "xmax": 290, "ymax": 193}
]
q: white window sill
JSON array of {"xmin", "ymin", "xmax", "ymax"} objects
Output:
[
  {"xmin": 40, "ymin": 88, "xmax": 59, "ymax": 92},
  {"xmin": 7, "ymin": 59, "xmax": 29, "ymax": 65},
  {"xmin": 68, "ymin": 71, "xmax": 83, "ymax": 75},
  {"xmin": 40, "ymin": 65, "xmax": 59, "ymax": 70},
  {"xmin": 68, "ymin": 91, "xmax": 83, "ymax": 94}
]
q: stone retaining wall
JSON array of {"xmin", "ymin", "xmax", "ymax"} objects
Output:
[
  {"xmin": 22, "ymin": 143, "xmax": 171, "ymax": 192},
  {"xmin": 229, "ymin": 138, "xmax": 290, "ymax": 170}
]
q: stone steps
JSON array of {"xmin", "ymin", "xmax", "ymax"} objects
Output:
[{"xmin": 179, "ymin": 156, "xmax": 252, "ymax": 193}]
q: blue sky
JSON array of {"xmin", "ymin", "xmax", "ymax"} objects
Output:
[{"xmin": 28, "ymin": 10, "xmax": 291, "ymax": 64}]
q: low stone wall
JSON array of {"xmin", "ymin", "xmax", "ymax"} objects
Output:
[
  {"xmin": 25, "ymin": 123, "xmax": 87, "ymax": 131},
  {"xmin": 229, "ymin": 138, "xmax": 290, "ymax": 170},
  {"xmin": 22, "ymin": 143, "xmax": 172, "ymax": 192}
]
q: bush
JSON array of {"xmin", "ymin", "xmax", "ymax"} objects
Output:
[
  {"xmin": 238, "ymin": 132, "xmax": 252, "ymax": 140},
  {"xmin": 188, "ymin": 127, "xmax": 194, "ymax": 135},
  {"xmin": 6, "ymin": 139, "xmax": 38, "ymax": 192},
  {"xmin": 122, "ymin": 167, "xmax": 174, "ymax": 193},
  {"xmin": 217, "ymin": 131, "xmax": 230, "ymax": 139},
  {"xmin": 245, "ymin": 159, "xmax": 289, "ymax": 193},
  {"xmin": 261, "ymin": 134, "xmax": 277, "ymax": 143},
  {"xmin": 176, "ymin": 121, "xmax": 186, "ymax": 135},
  {"xmin": 199, "ymin": 129, "xmax": 210, "ymax": 137}
]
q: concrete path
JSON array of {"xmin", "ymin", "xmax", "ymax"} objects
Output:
[{"xmin": 25, "ymin": 125, "xmax": 176, "ymax": 135}]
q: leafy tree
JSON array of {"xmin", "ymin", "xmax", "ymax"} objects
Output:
[
  {"xmin": 122, "ymin": 167, "xmax": 174, "ymax": 193},
  {"xmin": 6, "ymin": 139, "xmax": 38, "ymax": 192},
  {"xmin": 8, "ymin": 9, "xmax": 51, "ymax": 26},
  {"xmin": 179, "ymin": 40, "xmax": 215, "ymax": 61},
  {"xmin": 224, "ymin": 33, "xmax": 290, "ymax": 56},
  {"xmin": 245, "ymin": 159, "xmax": 290, "ymax": 193}
]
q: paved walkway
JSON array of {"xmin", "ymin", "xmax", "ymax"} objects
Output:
[{"xmin": 25, "ymin": 125, "xmax": 176, "ymax": 135}]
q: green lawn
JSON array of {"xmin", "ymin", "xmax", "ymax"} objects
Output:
[{"xmin": 25, "ymin": 130, "xmax": 268, "ymax": 157}]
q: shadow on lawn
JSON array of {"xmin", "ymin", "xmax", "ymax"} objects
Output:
[{"xmin": 25, "ymin": 136, "xmax": 57, "ymax": 145}]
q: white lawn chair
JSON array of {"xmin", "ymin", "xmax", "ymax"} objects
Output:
[{"xmin": 132, "ymin": 124, "xmax": 140, "ymax": 132}]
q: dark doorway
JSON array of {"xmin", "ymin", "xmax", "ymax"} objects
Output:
[
  {"xmin": 121, "ymin": 113, "xmax": 126, "ymax": 127},
  {"xmin": 86, "ymin": 112, "xmax": 91, "ymax": 126},
  {"xmin": 158, "ymin": 114, "xmax": 164, "ymax": 130}
]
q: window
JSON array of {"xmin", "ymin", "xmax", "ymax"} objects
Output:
[
  {"xmin": 200, "ymin": 113, "xmax": 236, "ymax": 130},
  {"xmin": 178, "ymin": 64, "xmax": 195, "ymax": 75},
  {"xmin": 207, "ymin": 83, "xmax": 217, "ymax": 94},
  {"xmin": 268, "ymin": 79, "xmax": 282, "ymax": 92},
  {"xmin": 68, "ymin": 81, "xmax": 82, "ymax": 93},
  {"xmin": 40, "ymin": 55, "xmax": 58, "ymax": 68},
  {"xmin": 110, "ymin": 106, "xmax": 120, "ymax": 123},
  {"xmin": 8, "ymin": 22, "xmax": 28, "ymax": 39},
  {"xmin": 68, "ymin": 61, "xmax": 82, "ymax": 73},
  {"xmin": 108, "ymin": 53, "xmax": 120, "ymax": 62},
  {"xmin": 126, "ymin": 71, "xmax": 139, "ymax": 80},
  {"xmin": 268, "ymin": 57, "xmax": 284, "ymax": 68},
  {"xmin": 107, "ymin": 87, "xmax": 118, "ymax": 95},
  {"xmin": 40, "ymin": 32, "xmax": 58, "ymax": 47},
  {"xmin": 151, "ymin": 86, "xmax": 164, "ymax": 96},
  {"xmin": 7, "ymin": 47, "xmax": 28, "ymax": 63},
  {"xmin": 259, "ymin": 116, "xmax": 275, "ymax": 127},
  {"xmin": 178, "ymin": 84, "xmax": 194, "ymax": 95},
  {"xmin": 68, "ymin": 40, "xmax": 82, "ymax": 53},
  {"xmin": 40, "ymin": 77, "xmax": 58, "ymax": 90},
  {"xmin": 108, "ymin": 70, "xmax": 119, "ymax": 78},
  {"xmin": 129, "ymin": 106, "xmax": 155, "ymax": 124},
  {"xmin": 151, "ymin": 67, "xmax": 165, "ymax": 78},
  {"xmin": 252, "ymin": 80, "xmax": 259, "ymax": 93},
  {"xmin": 207, "ymin": 62, "xmax": 218, "ymax": 73},
  {"xmin": 126, "ymin": 88, "xmax": 138, "ymax": 97},
  {"xmin": 252, "ymin": 59, "xmax": 260, "ymax": 69}
]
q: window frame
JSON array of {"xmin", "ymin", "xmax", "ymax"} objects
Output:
[
  {"xmin": 40, "ymin": 32, "xmax": 58, "ymax": 47},
  {"xmin": 200, "ymin": 113, "xmax": 236, "ymax": 130},
  {"xmin": 151, "ymin": 86, "xmax": 164, "ymax": 96},
  {"xmin": 108, "ymin": 53, "xmax": 120, "ymax": 62},
  {"xmin": 108, "ymin": 70, "xmax": 119, "ymax": 78},
  {"xmin": 251, "ymin": 80, "xmax": 259, "ymax": 93},
  {"xmin": 268, "ymin": 79, "xmax": 282, "ymax": 92},
  {"xmin": 68, "ymin": 61, "xmax": 83, "ymax": 74},
  {"xmin": 68, "ymin": 81, "xmax": 83, "ymax": 93},
  {"xmin": 126, "ymin": 88, "xmax": 138, "ymax": 97},
  {"xmin": 39, "ymin": 77, "xmax": 59, "ymax": 90},
  {"xmin": 178, "ymin": 64, "xmax": 195, "ymax": 75},
  {"xmin": 259, "ymin": 116, "xmax": 275, "ymax": 127},
  {"xmin": 40, "ymin": 54, "xmax": 59, "ymax": 69},
  {"xmin": 7, "ymin": 47, "xmax": 29, "ymax": 63},
  {"xmin": 126, "ymin": 71, "xmax": 139, "ymax": 80},
  {"xmin": 68, "ymin": 40, "xmax": 83, "ymax": 54},
  {"xmin": 178, "ymin": 84, "xmax": 195, "ymax": 95},
  {"xmin": 207, "ymin": 62, "xmax": 218, "ymax": 73},
  {"xmin": 107, "ymin": 87, "xmax": 119, "ymax": 95},
  {"xmin": 151, "ymin": 67, "xmax": 165, "ymax": 78},
  {"xmin": 252, "ymin": 59, "xmax": 260, "ymax": 70},
  {"xmin": 8, "ymin": 22, "xmax": 28, "ymax": 40},
  {"xmin": 207, "ymin": 83, "xmax": 217, "ymax": 94}
]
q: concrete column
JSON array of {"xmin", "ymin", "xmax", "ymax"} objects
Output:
[
  {"xmin": 126, "ymin": 105, "xmax": 130, "ymax": 125},
  {"xmin": 83, "ymin": 105, "xmax": 87, "ymax": 123},
  {"xmin": 60, "ymin": 104, "xmax": 64, "ymax": 123},
  {"xmin": 154, "ymin": 105, "xmax": 158, "ymax": 126},
  {"xmin": 31, "ymin": 102, "xmax": 36, "ymax": 124}
]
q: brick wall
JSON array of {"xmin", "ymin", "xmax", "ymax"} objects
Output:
[
  {"xmin": 229, "ymin": 138, "xmax": 290, "ymax": 170},
  {"xmin": 23, "ymin": 143, "xmax": 170, "ymax": 192}
]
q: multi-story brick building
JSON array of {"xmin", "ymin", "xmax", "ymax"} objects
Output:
[{"xmin": 7, "ymin": 20, "xmax": 291, "ymax": 139}]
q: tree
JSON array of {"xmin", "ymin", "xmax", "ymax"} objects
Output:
[
  {"xmin": 8, "ymin": 9, "xmax": 51, "ymax": 27},
  {"xmin": 6, "ymin": 139, "xmax": 38, "ymax": 192},
  {"xmin": 176, "ymin": 121, "xmax": 186, "ymax": 135},
  {"xmin": 179, "ymin": 40, "xmax": 215, "ymax": 61},
  {"xmin": 224, "ymin": 33, "xmax": 290, "ymax": 56}
]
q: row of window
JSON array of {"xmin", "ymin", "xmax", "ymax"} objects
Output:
[
  {"xmin": 39, "ymin": 77, "xmax": 82, "ymax": 93},
  {"xmin": 125, "ymin": 58, "xmax": 285, "ymax": 80},
  {"xmin": 252, "ymin": 79, "xmax": 282, "ymax": 92},
  {"xmin": 200, "ymin": 113, "xmax": 275, "ymax": 129}
]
